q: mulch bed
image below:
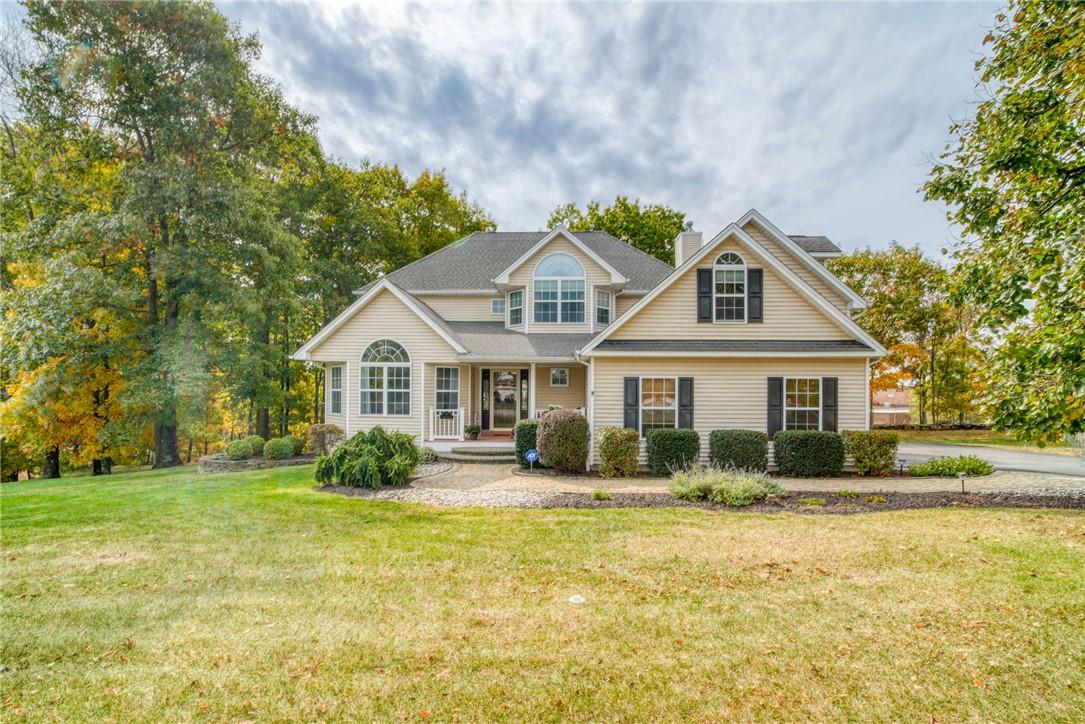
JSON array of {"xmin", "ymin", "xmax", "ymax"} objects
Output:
[{"xmin": 539, "ymin": 490, "xmax": 1085, "ymax": 514}]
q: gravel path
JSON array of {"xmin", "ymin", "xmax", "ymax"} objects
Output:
[{"xmin": 317, "ymin": 462, "xmax": 1085, "ymax": 510}]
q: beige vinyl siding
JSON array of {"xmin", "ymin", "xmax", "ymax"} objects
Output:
[
  {"xmin": 611, "ymin": 239, "xmax": 850, "ymax": 341},
  {"xmin": 535, "ymin": 364, "xmax": 587, "ymax": 412},
  {"xmin": 591, "ymin": 356, "xmax": 869, "ymax": 464},
  {"xmin": 308, "ymin": 288, "xmax": 460, "ymax": 440},
  {"xmin": 741, "ymin": 221, "xmax": 851, "ymax": 314},
  {"xmin": 508, "ymin": 234, "xmax": 611, "ymax": 334},
  {"xmin": 614, "ymin": 293, "xmax": 642, "ymax": 319},
  {"xmin": 416, "ymin": 294, "xmax": 503, "ymax": 322}
]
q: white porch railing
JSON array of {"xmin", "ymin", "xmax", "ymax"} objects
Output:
[
  {"xmin": 429, "ymin": 408, "xmax": 465, "ymax": 440},
  {"xmin": 534, "ymin": 406, "xmax": 586, "ymax": 419}
]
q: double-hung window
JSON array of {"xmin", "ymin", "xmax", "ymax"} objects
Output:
[
  {"xmin": 359, "ymin": 339, "xmax": 411, "ymax": 415},
  {"xmin": 640, "ymin": 377, "xmax": 677, "ymax": 437},
  {"xmin": 784, "ymin": 377, "xmax": 821, "ymax": 430},
  {"xmin": 329, "ymin": 365, "xmax": 342, "ymax": 415},
  {"xmin": 713, "ymin": 252, "xmax": 747, "ymax": 322},
  {"xmin": 595, "ymin": 289, "xmax": 611, "ymax": 325},
  {"xmin": 508, "ymin": 289, "xmax": 523, "ymax": 325},
  {"xmin": 435, "ymin": 367, "xmax": 459, "ymax": 410},
  {"xmin": 534, "ymin": 252, "xmax": 586, "ymax": 323}
]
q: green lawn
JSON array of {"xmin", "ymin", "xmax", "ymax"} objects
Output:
[
  {"xmin": 894, "ymin": 428, "xmax": 1075, "ymax": 454},
  {"xmin": 3, "ymin": 466, "xmax": 1084, "ymax": 721}
]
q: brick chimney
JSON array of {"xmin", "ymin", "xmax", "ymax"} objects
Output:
[{"xmin": 674, "ymin": 230, "xmax": 703, "ymax": 267}]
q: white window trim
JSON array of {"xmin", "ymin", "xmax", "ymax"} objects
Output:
[
  {"xmin": 359, "ymin": 339, "xmax": 412, "ymax": 416},
  {"xmin": 329, "ymin": 365, "xmax": 343, "ymax": 415},
  {"xmin": 638, "ymin": 375, "xmax": 678, "ymax": 439},
  {"xmin": 713, "ymin": 251, "xmax": 748, "ymax": 324},
  {"xmin": 550, "ymin": 368, "xmax": 569, "ymax": 387},
  {"xmin": 783, "ymin": 376, "xmax": 822, "ymax": 431},
  {"xmin": 507, "ymin": 289, "xmax": 524, "ymax": 326},
  {"xmin": 595, "ymin": 288, "xmax": 611, "ymax": 326},
  {"xmin": 533, "ymin": 253, "xmax": 586, "ymax": 324},
  {"xmin": 434, "ymin": 366, "xmax": 460, "ymax": 410},
  {"xmin": 490, "ymin": 298, "xmax": 505, "ymax": 316}
]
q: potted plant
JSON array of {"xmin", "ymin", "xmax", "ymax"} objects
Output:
[{"xmin": 465, "ymin": 424, "xmax": 481, "ymax": 440}]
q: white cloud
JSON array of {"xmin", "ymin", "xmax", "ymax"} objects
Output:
[{"xmin": 219, "ymin": 0, "xmax": 997, "ymax": 255}]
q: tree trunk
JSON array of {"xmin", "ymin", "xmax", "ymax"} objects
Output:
[
  {"xmin": 43, "ymin": 446, "xmax": 61, "ymax": 479},
  {"xmin": 187, "ymin": 437, "xmax": 193, "ymax": 464},
  {"xmin": 154, "ymin": 419, "xmax": 181, "ymax": 468},
  {"xmin": 256, "ymin": 407, "xmax": 270, "ymax": 441},
  {"xmin": 103, "ymin": 456, "xmax": 113, "ymax": 474},
  {"xmin": 255, "ymin": 314, "xmax": 272, "ymax": 439},
  {"xmin": 93, "ymin": 459, "xmax": 103, "ymax": 476},
  {"xmin": 313, "ymin": 366, "xmax": 323, "ymax": 423}
]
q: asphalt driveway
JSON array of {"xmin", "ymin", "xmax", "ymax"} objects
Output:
[{"xmin": 898, "ymin": 442, "xmax": 1085, "ymax": 477}]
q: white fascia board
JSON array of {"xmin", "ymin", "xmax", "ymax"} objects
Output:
[
  {"xmin": 737, "ymin": 209, "xmax": 867, "ymax": 310},
  {"xmin": 579, "ymin": 223, "xmax": 887, "ymax": 357},
  {"xmin": 492, "ymin": 226, "xmax": 628, "ymax": 285},
  {"xmin": 579, "ymin": 349, "xmax": 880, "ymax": 358},
  {"xmin": 292, "ymin": 279, "xmax": 466, "ymax": 360}
]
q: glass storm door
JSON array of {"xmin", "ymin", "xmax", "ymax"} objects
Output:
[{"xmin": 491, "ymin": 370, "xmax": 519, "ymax": 430}]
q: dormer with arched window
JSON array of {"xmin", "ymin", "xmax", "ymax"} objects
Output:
[{"xmin": 713, "ymin": 251, "xmax": 747, "ymax": 322}]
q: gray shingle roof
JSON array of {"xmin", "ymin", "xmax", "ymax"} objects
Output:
[
  {"xmin": 789, "ymin": 235, "xmax": 840, "ymax": 254},
  {"xmin": 591, "ymin": 339, "xmax": 874, "ymax": 353},
  {"xmin": 445, "ymin": 322, "xmax": 595, "ymax": 359},
  {"xmin": 359, "ymin": 230, "xmax": 674, "ymax": 293}
]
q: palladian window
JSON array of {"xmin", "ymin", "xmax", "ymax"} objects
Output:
[
  {"xmin": 534, "ymin": 252, "xmax": 585, "ymax": 323},
  {"xmin": 359, "ymin": 339, "xmax": 411, "ymax": 415}
]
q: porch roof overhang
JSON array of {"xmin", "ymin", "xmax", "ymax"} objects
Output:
[{"xmin": 445, "ymin": 321, "xmax": 595, "ymax": 361}]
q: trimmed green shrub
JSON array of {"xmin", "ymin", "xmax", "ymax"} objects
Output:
[
  {"xmin": 646, "ymin": 428, "xmax": 699, "ymax": 475},
  {"xmin": 670, "ymin": 467, "xmax": 785, "ymax": 506},
  {"xmin": 308, "ymin": 423, "xmax": 345, "ymax": 455},
  {"xmin": 313, "ymin": 426, "xmax": 420, "ymax": 489},
  {"xmin": 263, "ymin": 437, "xmax": 293, "ymax": 460},
  {"xmin": 709, "ymin": 429, "xmax": 768, "ymax": 472},
  {"xmin": 842, "ymin": 430, "xmax": 898, "ymax": 475},
  {"xmin": 242, "ymin": 435, "xmax": 266, "ymax": 458},
  {"xmin": 418, "ymin": 446, "xmax": 438, "ymax": 463},
  {"xmin": 909, "ymin": 455, "xmax": 993, "ymax": 477},
  {"xmin": 283, "ymin": 434, "xmax": 305, "ymax": 456},
  {"xmin": 773, "ymin": 430, "xmax": 845, "ymax": 477},
  {"xmin": 537, "ymin": 409, "xmax": 589, "ymax": 472},
  {"xmin": 591, "ymin": 489, "xmax": 614, "ymax": 501},
  {"xmin": 597, "ymin": 426, "xmax": 639, "ymax": 478},
  {"xmin": 514, "ymin": 419, "xmax": 540, "ymax": 468},
  {"xmin": 226, "ymin": 439, "xmax": 251, "ymax": 461}
]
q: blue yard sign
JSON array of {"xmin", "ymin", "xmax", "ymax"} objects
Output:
[{"xmin": 524, "ymin": 449, "xmax": 539, "ymax": 469}]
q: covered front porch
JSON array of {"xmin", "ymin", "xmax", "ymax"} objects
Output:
[{"xmin": 422, "ymin": 362, "xmax": 587, "ymax": 443}]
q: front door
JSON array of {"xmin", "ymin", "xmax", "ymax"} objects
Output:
[{"xmin": 491, "ymin": 369, "xmax": 519, "ymax": 430}]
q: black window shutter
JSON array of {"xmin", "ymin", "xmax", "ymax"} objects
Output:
[
  {"xmin": 623, "ymin": 377, "xmax": 640, "ymax": 431},
  {"xmin": 767, "ymin": 377, "xmax": 783, "ymax": 437},
  {"xmin": 697, "ymin": 269, "xmax": 712, "ymax": 322},
  {"xmin": 821, "ymin": 377, "xmax": 838, "ymax": 432},
  {"xmin": 678, "ymin": 377, "xmax": 694, "ymax": 429},
  {"xmin": 519, "ymin": 368, "xmax": 530, "ymax": 419},
  {"xmin": 748, "ymin": 269, "xmax": 763, "ymax": 322},
  {"xmin": 481, "ymin": 368, "xmax": 490, "ymax": 430}
]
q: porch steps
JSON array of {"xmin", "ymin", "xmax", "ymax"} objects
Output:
[{"xmin": 436, "ymin": 446, "xmax": 517, "ymax": 464}]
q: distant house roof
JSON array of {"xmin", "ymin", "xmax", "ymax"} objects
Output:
[
  {"xmin": 591, "ymin": 339, "xmax": 875, "ymax": 354},
  {"xmin": 356, "ymin": 230, "xmax": 675, "ymax": 294},
  {"xmin": 789, "ymin": 235, "xmax": 841, "ymax": 255},
  {"xmin": 445, "ymin": 322, "xmax": 595, "ymax": 360}
]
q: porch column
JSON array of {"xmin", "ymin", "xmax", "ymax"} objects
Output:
[
  {"xmin": 419, "ymin": 362, "xmax": 426, "ymax": 443},
  {"xmin": 529, "ymin": 363, "xmax": 536, "ymax": 419}
]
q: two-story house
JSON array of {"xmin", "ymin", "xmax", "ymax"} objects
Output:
[{"xmin": 292, "ymin": 209, "xmax": 886, "ymax": 466}]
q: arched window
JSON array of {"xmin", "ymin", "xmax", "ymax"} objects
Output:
[
  {"xmin": 713, "ymin": 251, "xmax": 746, "ymax": 322},
  {"xmin": 534, "ymin": 253, "xmax": 585, "ymax": 323},
  {"xmin": 359, "ymin": 339, "xmax": 411, "ymax": 415}
]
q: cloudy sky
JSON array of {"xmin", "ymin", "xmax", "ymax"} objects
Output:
[{"xmin": 227, "ymin": 2, "xmax": 995, "ymax": 255}]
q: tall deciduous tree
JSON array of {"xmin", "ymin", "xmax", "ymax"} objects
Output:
[
  {"xmin": 548, "ymin": 196, "xmax": 689, "ymax": 264},
  {"xmin": 925, "ymin": 1, "xmax": 1085, "ymax": 442},
  {"xmin": 829, "ymin": 244, "xmax": 983, "ymax": 424},
  {"xmin": 16, "ymin": 1, "xmax": 312, "ymax": 466}
]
